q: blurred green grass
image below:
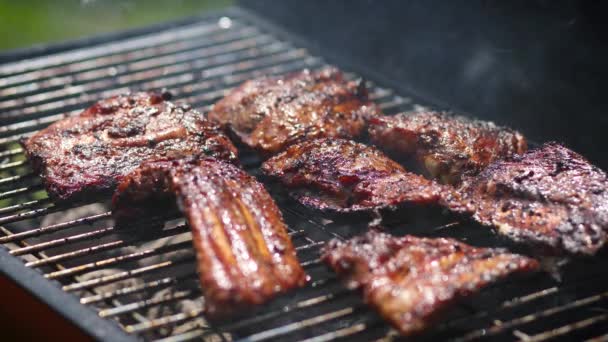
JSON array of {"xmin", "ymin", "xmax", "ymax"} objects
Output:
[{"xmin": 0, "ymin": 0, "xmax": 233, "ymax": 51}]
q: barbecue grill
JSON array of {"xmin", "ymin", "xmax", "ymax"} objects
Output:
[{"xmin": 1, "ymin": 5, "xmax": 607, "ymax": 342}]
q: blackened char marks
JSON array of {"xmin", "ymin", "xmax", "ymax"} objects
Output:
[
  {"xmin": 322, "ymin": 230, "xmax": 539, "ymax": 336},
  {"xmin": 112, "ymin": 158, "xmax": 306, "ymax": 319},
  {"xmin": 22, "ymin": 92, "xmax": 238, "ymax": 201},
  {"xmin": 261, "ymin": 138, "xmax": 445, "ymax": 212},
  {"xmin": 444, "ymin": 142, "xmax": 608, "ymax": 255},
  {"xmin": 368, "ymin": 111, "xmax": 527, "ymax": 184},
  {"xmin": 207, "ymin": 67, "xmax": 380, "ymax": 156}
]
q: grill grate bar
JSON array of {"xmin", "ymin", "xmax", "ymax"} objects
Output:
[
  {"xmin": 63, "ymin": 255, "xmax": 196, "ymax": 292},
  {"xmin": 0, "ymin": 16, "xmax": 238, "ymax": 78},
  {"xmin": 10, "ymin": 226, "xmax": 116, "ymax": 256},
  {"xmin": 0, "ymin": 24, "xmax": 258, "ymax": 97},
  {"xmin": 588, "ymin": 334, "xmax": 608, "ymax": 342},
  {"xmin": 25, "ymin": 224, "xmax": 192, "ymax": 267},
  {"xmin": 106, "ymin": 277, "xmax": 340, "ymax": 327},
  {"xmin": 125, "ymin": 308, "xmax": 204, "ymax": 334},
  {"xmin": 0, "ymin": 200, "xmax": 107, "ymax": 226},
  {"xmin": 0, "ymin": 34, "xmax": 283, "ymax": 117},
  {"xmin": 0, "ymin": 202, "xmax": 72, "ymax": 226},
  {"xmin": 0, "ymin": 44, "xmax": 301, "ymax": 131},
  {"xmin": 0, "ymin": 59, "xmax": 412, "ymax": 149},
  {"xmin": 216, "ymin": 279, "xmax": 343, "ymax": 331},
  {"xmin": 0, "ymin": 160, "xmax": 28, "ymax": 172},
  {"xmin": 0, "ymin": 147, "xmax": 23, "ymax": 158},
  {"xmin": 454, "ymin": 290, "xmax": 608, "ymax": 342},
  {"xmin": 153, "ymin": 328, "xmax": 207, "ymax": 342},
  {"xmin": 0, "ymin": 211, "xmax": 111, "ymax": 243},
  {"xmin": 295, "ymin": 241, "xmax": 325, "ymax": 251},
  {"xmin": 0, "ymin": 183, "xmax": 43, "ymax": 201},
  {"xmin": 0, "ymin": 173, "xmax": 35, "ymax": 188},
  {"xmin": 525, "ymin": 313, "xmax": 608, "ymax": 342},
  {"xmin": 0, "ymin": 132, "xmax": 34, "ymax": 147},
  {"xmin": 0, "ymin": 51, "xmax": 319, "ymax": 140},
  {"xmin": 235, "ymin": 306, "xmax": 363, "ymax": 342},
  {"xmin": 0, "ymin": 197, "xmax": 50, "ymax": 216},
  {"xmin": 0, "ymin": 59, "xmax": 393, "ymax": 141},
  {"xmin": 42, "ymin": 228, "xmax": 305, "ymax": 276},
  {"xmin": 45, "ymin": 239, "xmax": 193, "ymax": 279},
  {"xmin": 27, "ymin": 240, "xmax": 125, "ymax": 268},
  {"xmin": 124, "ymin": 278, "xmax": 344, "ymax": 335},
  {"xmin": 99, "ymin": 290, "xmax": 197, "ymax": 318},
  {"xmin": 0, "ymin": 30, "xmax": 272, "ymax": 110},
  {"xmin": 66, "ymin": 245, "xmax": 319, "ymax": 296},
  {"xmin": 298, "ymin": 314, "xmax": 382, "ymax": 342},
  {"xmin": 81, "ymin": 275, "xmax": 185, "ymax": 305}
]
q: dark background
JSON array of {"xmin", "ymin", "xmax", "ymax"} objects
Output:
[{"xmin": 243, "ymin": 0, "xmax": 608, "ymax": 168}]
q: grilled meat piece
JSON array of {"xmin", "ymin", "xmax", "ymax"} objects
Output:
[
  {"xmin": 113, "ymin": 158, "xmax": 307, "ymax": 318},
  {"xmin": 261, "ymin": 138, "xmax": 445, "ymax": 212},
  {"xmin": 444, "ymin": 142, "xmax": 608, "ymax": 255},
  {"xmin": 322, "ymin": 230, "xmax": 539, "ymax": 336},
  {"xmin": 368, "ymin": 111, "xmax": 527, "ymax": 184},
  {"xmin": 207, "ymin": 67, "xmax": 380, "ymax": 156},
  {"xmin": 22, "ymin": 92, "xmax": 238, "ymax": 201}
]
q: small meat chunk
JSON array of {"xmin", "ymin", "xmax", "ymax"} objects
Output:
[
  {"xmin": 322, "ymin": 230, "xmax": 539, "ymax": 336},
  {"xmin": 208, "ymin": 67, "xmax": 380, "ymax": 156},
  {"xmin": 444, "ymin": 142, "xmax": 608, "ymax": 255},
  {"xmin": 22, "ymin": 92, "xmax": 238, "ymax": 201},
  {"xmin": 368, "ymin": 111, "xmax": 527, "ymax": 184},
  {"xmin": 261, "ymin": 138, "xmax": 445, "ymax": 212},
  {"xmin": 113, "ymin": 158, "xmax": 306, "ymax": 318}
]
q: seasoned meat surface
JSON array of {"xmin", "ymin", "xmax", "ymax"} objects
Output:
[
  {"xmin": 113, "ymin": 158, "xmax": 306, "ymax": 318},
  {"xmin": 22, "ymin": 92, "xmax": 238, "ymax": 201},
  {"xmin": 322, "ymin": 230, "xmax": 539, "ymax": 336},
  {"xmin": 444, "ymin": 142, "xmax": 608, "ymax": 255},
  {"xmin": 207, "ymin": 67, "xmax": 380, "ymax": 156},
  {"xmin": 261, "ymin": 138, "xmax": 445, "ymax": 212},
  {"xmin": 368, "ymin": 111, "xmax": 527, "ymax": 184}
]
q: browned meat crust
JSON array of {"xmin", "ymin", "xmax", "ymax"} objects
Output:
[
  {"xmin": 322, "ymin": 230, "xmax": 539, "ymax": 336},
  {"xmin": 368, "ymin": 111, "xmax": 527, "ymax": 184},
  {"xmin": 444, "ymin": 142, "xmax": 608, "ymax": 255},
  {"xmin": 21, "ymin": 91, "xmax": 238, "ymax": 202},
  {"xmin": 207, "ymin": 67, "xmax": 380, "ymax": 156},
  {"xmin": 112, "ymin": 158, "xmax": 306, "ymax": 318},
  {"xmin": 261, "ymin": 138, "xmax": 445, "ymax": 212}
]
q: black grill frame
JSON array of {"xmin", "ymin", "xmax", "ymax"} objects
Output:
[{"xmin": 1, "ymin": 6, "xmax": 607, "ymax": 342}]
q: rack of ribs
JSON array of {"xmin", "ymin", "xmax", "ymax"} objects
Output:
[
  {"xmin": 207, "ymin": 67, "xmax": 380, "ymax": 156},
  {"xmin": 368, "ymin": 111, "xmax": 527, "ymax": 184},
  {"xmin": 22, "ymin": 91, "xmax": 237, "ymax": 201},
  {"xmin": 112, "ymin": 157, "xmax": 307, "ymax": 319},
  {"xmin": 322, "ymin": 230, "xmax": 539, "ymax": 336},
  {"xmin": 444, "ymin": 142, "xmax": 608, "ymax": 255},
  {"xmin": 261, "ymin": 138, "xmax": 445, "ymax": 212}
]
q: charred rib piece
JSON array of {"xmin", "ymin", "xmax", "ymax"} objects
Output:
[
  {"xmin": 113, "ymin": 158, "xmax": 306, "ymax": 318},
  {"xmin": 208, "ymin": 67, "xmax": 380, "ymax": 156},
  {"xmin": 22, "ymin": 92, "xmax": 238, "ymax": 201},
  {"xmin": 444, "ymin": 142, "xmax": 608, "ymax": 255},
  {"xmin": 261, "ymin": 138, "xmax": 445, "ymax": 212},
  {"xmin": 368, "ymin": 111, "xmax": 527, "ymax": 184},
  {"xmin": 322, "ymin": 230, "xmax": 539, "ymax": 336}
]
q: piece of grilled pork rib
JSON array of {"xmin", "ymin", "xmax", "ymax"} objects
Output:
[
  {"xmin": 261, "ymin": 138, "xmax": 445, "ymax": 213},
  {"xmin": 368, "ymin": 111, "xmax": 527, "ymax": 184},
  {"xmin": 322, "ymin": 230, "xmax": 539, "ymax": 336},
  {"xmin": 112, "ymin": 157, "xmax": 307, "ymax": 319},
  {"xmin": 22, "ymin": 91, "xmax": 238, "ymax": 201},
  {"xmin": 207, "ymin": 67, "xmax": 380, "ymax": 156},
  {"xmin": 444, "ymin": 142, "xmax": 608, "ymax": 255}
]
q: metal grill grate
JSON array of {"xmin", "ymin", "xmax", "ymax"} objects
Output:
[{"xmin": 1, "ymin": 7, "xmax": 607, "ymax": 342}]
